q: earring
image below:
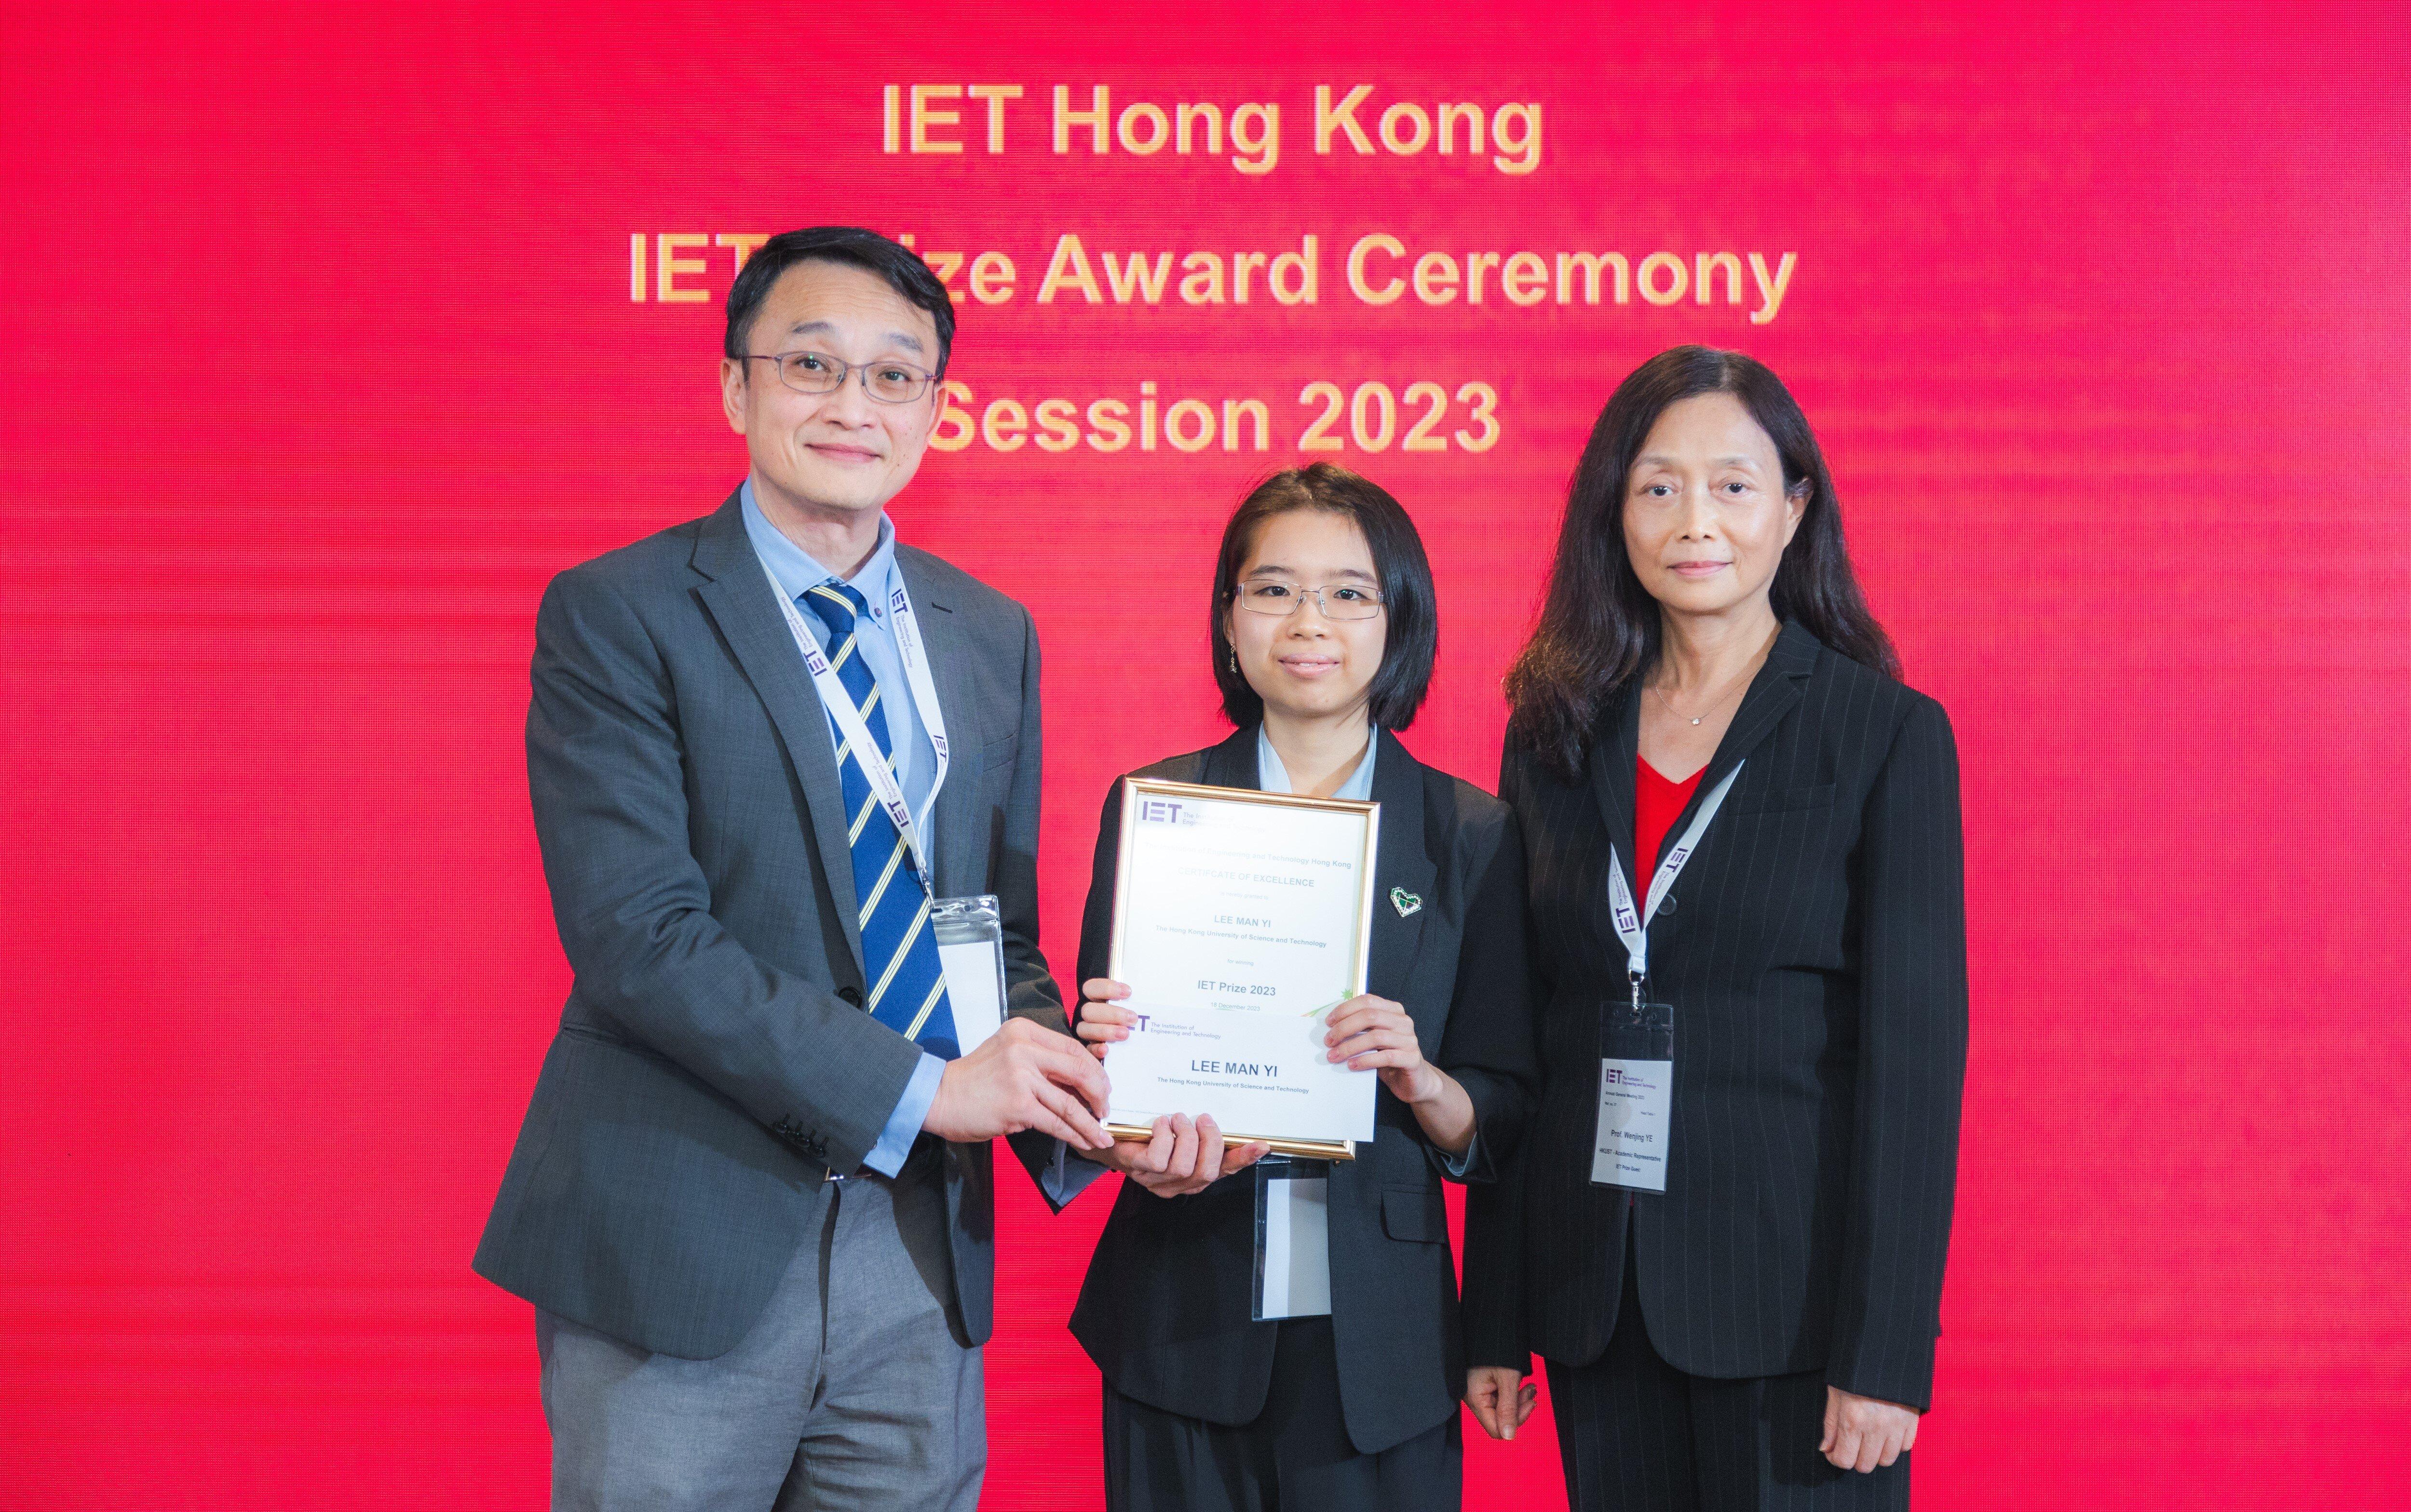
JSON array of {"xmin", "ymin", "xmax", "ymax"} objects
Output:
[{"xmin": 1228, "ymin": 648, "xmax": 1239, "ymax": 674}]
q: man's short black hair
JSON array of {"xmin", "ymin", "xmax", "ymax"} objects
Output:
[
  {"xmin": 723, "ymin": 227, "xmax": 955, "ymax": 378},
  {"xmin": 1209, "ymin": 463, "xmax": 1440, "ymax": 731}
]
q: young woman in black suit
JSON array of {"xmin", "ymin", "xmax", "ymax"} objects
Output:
[
  {"xmin": 1461, "ymin": 348, "xmax": 1969, "ymax": 1510},
  {"xmin": 1066, "ymin": 463, "xmax": 1539, "ymax": 1512}
]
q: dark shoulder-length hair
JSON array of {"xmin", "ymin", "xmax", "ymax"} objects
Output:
[
  {"xmin": 1504, "ymin": 345, "xmax": 1899, "ymax": 781},
  {"xmin": 1210, "ymin": 463, "xmax": 1439, "ymax": 731}
]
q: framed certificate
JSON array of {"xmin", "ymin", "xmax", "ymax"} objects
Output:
[{"xmin": 1103, "ymin": 778, "xmax": 1381, "ymax": 1160}]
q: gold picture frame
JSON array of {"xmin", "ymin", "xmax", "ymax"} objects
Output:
[{"xmin": 1102, "ymin": 778, "xmax": 1381, "ymax": 1161}]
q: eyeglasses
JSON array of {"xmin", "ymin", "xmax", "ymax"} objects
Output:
[
  {"xmin": 743, "ymin": 351, "xmax": 938, "ymax": 404},
  {"xmin": 1233, "ymin": 580, "xmax": 1386, "ymax": 621}
]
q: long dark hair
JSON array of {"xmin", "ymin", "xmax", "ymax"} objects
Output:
[
  {"xmin": 1210, "ymin": 463, "xmax": 1439, "ymax": 731},
  {"xmin": 1504, "ymin": 346, "xmax": 1898, "ymax": 781}
]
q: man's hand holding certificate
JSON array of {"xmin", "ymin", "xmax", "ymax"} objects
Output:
[{"xmin": 1087, "ymin": 780, "xmax": 1382, "ymax": 1159}]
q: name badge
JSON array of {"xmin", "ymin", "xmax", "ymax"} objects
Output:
[
  {"xmin": 1252, "ymin": 1157, "xmax": 1333, "ymax": 1319},
  {"xmin": 1591, "ymin": 998, "xmax": 1674, "ymax": 1192},
  {"xmin": 931, "ymin": 895, "xmax": 1007, "ymax": 1057}
]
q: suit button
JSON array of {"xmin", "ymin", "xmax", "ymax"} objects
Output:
[
  {"xmin": 1658, "ymin": 895, "xmax": 1678, "ymax": 914},
  {"xmin": 837, "ymin": 986, "xmax": 864, "ymax": 1007}
]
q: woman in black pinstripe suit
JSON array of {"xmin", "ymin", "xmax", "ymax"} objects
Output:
[{"xmin": 1460, "ymin": 347, "xmax": 1968, "ymax": 1511}]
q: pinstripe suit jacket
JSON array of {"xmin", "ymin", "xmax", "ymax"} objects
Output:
[
  {"xmin": 472, "ymin": 489, "xmax": 1069, "ymax": 1359},
  {"xmin": 1462, "ymin": 621, "xmax": 1966, "ymax": 1411}
]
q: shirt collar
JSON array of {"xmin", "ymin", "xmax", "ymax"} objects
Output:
[
  {"xmin": 739, "ymin": 478, "xmax": 899, "ymax": 618},
  {"xmin": 1256, "ymin": 723, "xmax": 1380, "ymax": 801}
]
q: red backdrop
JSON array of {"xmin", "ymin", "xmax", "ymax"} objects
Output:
[{"xmin": 4, "ymin": 3, "xmax": 2407, "ymax": 1506}]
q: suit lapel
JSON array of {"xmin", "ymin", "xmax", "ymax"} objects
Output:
[
  {"xmin": 1682, "ymin": 620, "xmax": 1816, "ymax": 817},
  {"xmin": 690, "ymin": 490, "xmax": 867, "ymax": 976},
  {"xmin": 1594, "ymin": 621, "xmax": 1818, "ymax": 893},
  {"xmin": 894, "ymin": 549, "xmax": 975, "ymax": 899},
  {"xmin": 1198, "ymin": 727, "xmax": 1260, "ymax": 792},
  {"xmin": 1587, "ymin": 685, "xmax": 1644, "ymax": 901},
  {"xmin": 1367, "ymin": 731, "xmax": 1436, "ymax": 1034}
]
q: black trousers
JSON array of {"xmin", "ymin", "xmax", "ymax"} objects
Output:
[
  {"xmin": 1102, "ymin": 1315, "xmax": 1461, "ymax": 1512},
  {"xmin": 1546, "ymin": 1229, "xmax": 1910, "ymax": 1512}
]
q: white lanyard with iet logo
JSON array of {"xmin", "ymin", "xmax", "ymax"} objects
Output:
[
  {"xmin": 1591, "ymin": 760, "xmax": 1744, "ymax": 1193},
  {"xmin": 755, "ymin": 552, "xmax": 952, "ymax": 896},
  {"xmin": 755, "ymin": 550, "xmax": 1014, "ymax": 1061}
]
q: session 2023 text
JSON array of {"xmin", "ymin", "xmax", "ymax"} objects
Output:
[{"xmin": 927, "ymin": 379, "xmax": 1502, "ymax": 457}]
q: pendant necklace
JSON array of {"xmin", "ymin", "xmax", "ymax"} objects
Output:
[{"xmin": 1652, "ymin": 664, "xmax": 1750, "ymax": 727}]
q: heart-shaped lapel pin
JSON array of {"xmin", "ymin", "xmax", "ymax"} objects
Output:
[{"xmin": 1390, "ymin": 886, "xmax": 1422, "ymax": 918}]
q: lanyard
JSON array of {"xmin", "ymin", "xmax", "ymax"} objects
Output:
[
  {"xmin": 756, "ymin": 553, "xmax": 952, "ymax": 893},
  {"xmin": 1607, "ymin": 761, "xmax": 1746, "ymax": 1001}
]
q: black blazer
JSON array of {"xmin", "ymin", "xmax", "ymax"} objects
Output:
[
  {"xmin": 1463, "ymin": 621, "xmax": 1967, "ymax": 1411},
  {"xmin": 1067, "ymin": 727, "xmax": 1539, "ymax": 1455}
]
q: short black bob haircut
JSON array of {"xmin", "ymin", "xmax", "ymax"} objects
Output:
[
  {"xmin": 1209, "ymin": 463, "xmax": 1439, "ymax": 732},
  {"xmin": 723, "ymin": 227, "xmax": 956, "ymax": 378}
]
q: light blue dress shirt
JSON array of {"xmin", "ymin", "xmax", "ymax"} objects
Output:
[
  {"xmin": 1257, "ymin": 723, "xmax": 1378, "ymax": 802},
  {"xmin": 741, "ymin": 481, "xmax": 943, "ymax": 1178}
]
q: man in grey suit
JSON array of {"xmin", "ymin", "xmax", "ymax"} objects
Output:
[{"xmin": 474, "ymin": 226, "xmax": 1116, "ymax": 1510}]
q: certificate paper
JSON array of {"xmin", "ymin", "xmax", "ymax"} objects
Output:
[{"xmin": 1104, "ymin": 780, "xmax": 1379, "ymax": 1158}]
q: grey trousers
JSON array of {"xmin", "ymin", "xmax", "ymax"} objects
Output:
[{"xmin": 537, "ymin": 1152, "xmax": 983, "ymax": 1512}]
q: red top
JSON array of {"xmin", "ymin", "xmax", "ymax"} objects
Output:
[{"xmin": 1634, "ymin": 758, "xmax": 1706, "ymax": 906}]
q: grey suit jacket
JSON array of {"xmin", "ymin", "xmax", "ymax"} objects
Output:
[{"xmin": 473, "ymin": 488, "xmax": 1069, "ymax": 1360}]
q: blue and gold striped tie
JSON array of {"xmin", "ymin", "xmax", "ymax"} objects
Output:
[{"xmin": 801, "ymin": 582, "xmax": 960, "ymax": 1060}]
